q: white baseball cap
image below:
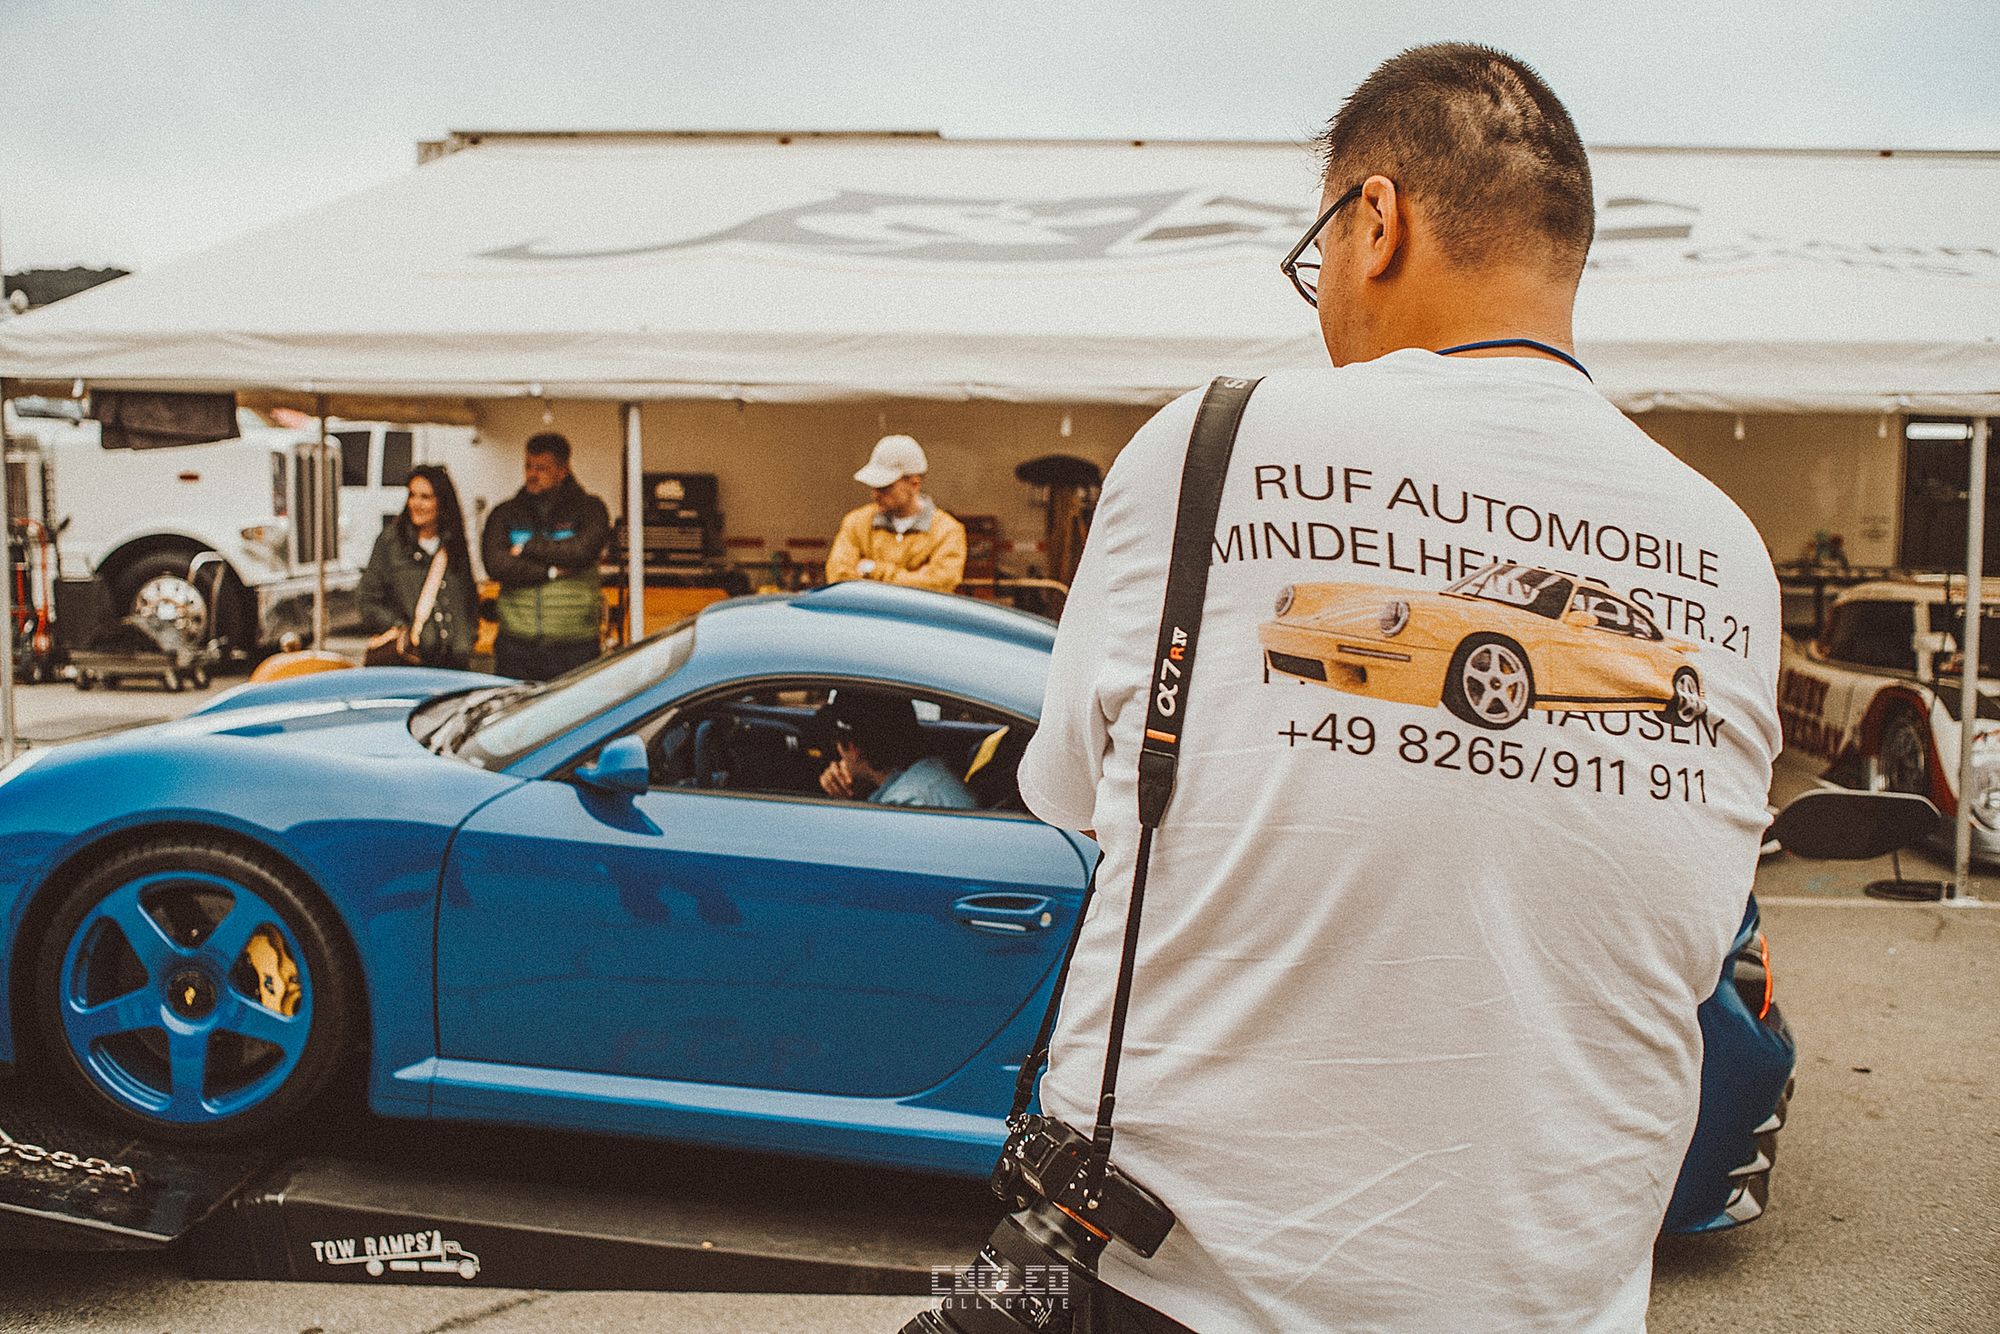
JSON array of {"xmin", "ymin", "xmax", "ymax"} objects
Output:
[{"xmin": 855, "ymin": 434, "xmax": 928, "ymax": 488}]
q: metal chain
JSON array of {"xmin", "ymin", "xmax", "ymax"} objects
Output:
[{"xmin": 0, "ymin": 1124, "xmax": 140, "ymax": 1186}]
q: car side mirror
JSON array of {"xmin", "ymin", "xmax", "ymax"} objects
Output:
[
  {"xmin": 1563, "ymin": 609, "xmax": 1598, "ymax": 629},
  {"xmin": 1912, "ymin": 630, "xmax": 1955, "ymax": 680},
  {"xmin": 576, "ymin": 735, "xmax": 650, "ymax": 796}
]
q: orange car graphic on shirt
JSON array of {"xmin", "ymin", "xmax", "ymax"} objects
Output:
[{"xmin": 1258, "ymin": 560, "xmax": 1705, "ymax": 730}]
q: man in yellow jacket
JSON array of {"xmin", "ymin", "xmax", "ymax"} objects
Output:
[{"xmin": 825, "ymin": 434, "xmax": 967, "ymax": 593}]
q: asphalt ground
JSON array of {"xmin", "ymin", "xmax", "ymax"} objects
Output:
[{"xmin": 0, "ymin": 680, "xmax": 1994, "ymax": 1331}]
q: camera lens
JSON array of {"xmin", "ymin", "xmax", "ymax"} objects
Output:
[{"xmin": 899, "ymin": 1209, "xmax": 1093, "ymax": 1334}]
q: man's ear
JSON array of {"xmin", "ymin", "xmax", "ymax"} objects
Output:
[{"xmin": 1358, "ymin": 175, "xmax": 1404, "ymax": 281}]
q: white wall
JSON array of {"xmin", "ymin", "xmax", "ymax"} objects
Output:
[
  {"xmin": 456, "ymin": 399, "xmax": 1908, "ymax": 583},
  {"xmin": 1636, "ymin": 411, "xmax": 1903, "ymax": 568},
  {"xmin": 467, "ymin": 397, "xmax": 1153, "ymax": 579}
]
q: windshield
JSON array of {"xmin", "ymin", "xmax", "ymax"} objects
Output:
[
  {"xmin": 454, "ymin": 621, "xmax": 698, "ymax": 769},
  {"xmin": 1444, "ymin": 563, "xmax": 1574, "ymax": 620}
]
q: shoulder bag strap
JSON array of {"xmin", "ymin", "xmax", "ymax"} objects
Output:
[
  {"xmin": 1004, "ymin": 377, "xmax": 1262, "ymax": 1162},
  {"xmin": 410, "ymin": 548, "xmax": 449, "ymax": 637}
]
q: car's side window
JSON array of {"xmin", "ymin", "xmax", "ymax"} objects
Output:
[
  {"xmin": 1573, "ymin": 590, "xmax": 1658, "ymax": 641},
  {"xmin": 1626, "ymin": 602, "xmax": 1665, "ymax": 641},
  {"xmin": 639, "ymin": 682, "xmax": 1032, "ymax": 814},
  {"xmin": 1574, "ymin": 590, "xmax": 1623, "ymax": 630}
]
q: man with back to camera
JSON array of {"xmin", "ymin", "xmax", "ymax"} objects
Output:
[
  {"xmin": 825, "ymin": 434, "xmax": 967, "ymax": 592},
  {"xmin": 1015, "ymin": 45, "xmax": 1782, "ymax": 1332},
  {"xmin": 480, "ymin": 432, "xmax": 611, "ymax": 681}
]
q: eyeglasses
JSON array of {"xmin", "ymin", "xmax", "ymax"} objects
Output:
[{"xmin": 1279, "ymin": 183, "xmax": 1364, "ymax": 308}]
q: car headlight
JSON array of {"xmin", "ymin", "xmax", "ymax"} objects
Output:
[
  {"xmin": 1380, "ymin": 600, "xmax": 1411, "ymax": 637},
  {"xmin": 1274, "ymin": 584, "xmax": 1295, "ymax": 617},
  {"xmin": 1972, "ymin": 759, "xmax": 2000, "ymax": 827}
]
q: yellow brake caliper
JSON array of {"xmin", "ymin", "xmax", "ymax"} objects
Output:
[{"xmin": 243, "ymin": 926, "xmax": 302, "ymax": 1017}]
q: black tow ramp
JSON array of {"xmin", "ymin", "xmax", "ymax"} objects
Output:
[
  {"xmin": 3, "ymin": 1079, "xmax": 996, "ymax": 1291},
  {"xmin": 186, "ymin": 1152, "xmax": 992, "ymax": 1293},
  {"xmin": 0, "ymin": 1081, "xmax": 267, "ymax": 1252}
]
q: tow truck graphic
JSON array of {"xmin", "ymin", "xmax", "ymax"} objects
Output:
[{"xmin": 310, "ymin": 1228, "xmax": 481, "ymax": 1280}]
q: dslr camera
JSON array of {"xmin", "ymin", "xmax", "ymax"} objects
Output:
[{"xmin": 900, "ymin": 1114, "xmax": 1174, "ymax": 1333}]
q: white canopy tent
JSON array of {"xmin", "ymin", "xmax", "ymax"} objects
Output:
[
  {"xmin": 1, "ymin": 132, "xmax": 1996, "ymax": 889},
  {"xmin": 0, "ymin": 133, "xmax": 1995, "ymax": 413}
]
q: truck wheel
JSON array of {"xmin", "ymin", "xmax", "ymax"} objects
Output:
[
  {"xmin": 30, "ymin": 839, "xmax": 357, "ymax": 1142},
  {"xmin": 113, "ymin": 551, "xmax": 211, "ymax": 641}
]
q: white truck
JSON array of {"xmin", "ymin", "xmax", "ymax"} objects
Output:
[{"xmin": 3, "ymin": 398, "xmax": 472, "ymax": 654}]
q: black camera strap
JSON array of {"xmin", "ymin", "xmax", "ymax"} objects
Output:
[{"xmin": 1008, "ymin": 376, "xmax": 1261, "ymax": 1188}]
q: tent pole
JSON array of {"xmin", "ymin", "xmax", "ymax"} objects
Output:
[
  {"xmin": 1, "ymin": 387, "xmax": 15, "ymax": 765},
  {"xmin": 313, "ymin": 397, "xmax": 329, "ymax": 650},
  {"xmin": 1953, "ymin": 416, "xmax": 1991, "ymax": 901},
  {"xmin": 623, "ymin": 403, "xmax": 643, "ymax": 645}
]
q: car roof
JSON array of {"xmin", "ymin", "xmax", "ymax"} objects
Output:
[
  {"xmin": 687, "ymin": 582, "xmax": 1058, "ymax": 718},
  {"xmin": 1833, "ymin": 577, "xmax": 2000, "ymax": 608},
  {"xmin": 1470, "ymin": 560, "xmax": 1613, "ymax": 594}
]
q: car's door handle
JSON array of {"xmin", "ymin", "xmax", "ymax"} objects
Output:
[{"xmin": 952, "ymin": 893, "xmax": 1056, "ymax": 935}]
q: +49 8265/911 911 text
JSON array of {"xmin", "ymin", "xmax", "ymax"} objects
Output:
[{"xmin": 1276, "ymin": 712, "xmax": 1711, "ymax": 804}]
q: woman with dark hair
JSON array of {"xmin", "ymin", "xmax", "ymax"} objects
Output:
[{"xmin": 356, "ymin": 465, "xmax": 479, "ymax": 669}]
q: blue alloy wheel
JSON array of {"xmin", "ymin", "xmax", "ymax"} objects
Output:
[{"xmin": 32, "ymin": 840, "xmax": 354, "ymax": 1141}]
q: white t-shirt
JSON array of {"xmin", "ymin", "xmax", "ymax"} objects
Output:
[{"xmin": 1018, "ymin": 351, "xmax": 1780, "ymax": 1334}]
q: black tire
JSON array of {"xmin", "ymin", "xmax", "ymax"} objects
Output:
[
  {"xmin": 74, "ymin": 672, "xmax": 95, "ymax": 691},
  {"xmin": 1442, "ymin": 633, "xmax": 1535, "ymax": 730},
  {"xmin": 1667, "ymin": 667, "xmax": 1706, "ymax": 727},
  {"xmin": 110, "ymin": 549, "xmax": 212, "ymax": 641},
  {"xmin": 29, "ymin": 839, "xmax": 358, "ymax": 1143},
  {"xmin": 1878, "ymin": 709, "xmax": 1931, "ymax": 796}
]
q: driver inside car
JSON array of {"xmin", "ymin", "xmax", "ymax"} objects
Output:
[{"xmin": 816, "ymin": 689, "xmax": 977, "ymax": 810}]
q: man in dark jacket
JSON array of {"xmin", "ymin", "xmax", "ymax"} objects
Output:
[{"xmin": 480, "ymin": 433, "xmax": 611, "ymax": 681}]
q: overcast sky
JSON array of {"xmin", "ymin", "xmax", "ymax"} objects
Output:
[{"xmin": 4, "ymin": 0, "xmax": 1995, "ymax": 271}]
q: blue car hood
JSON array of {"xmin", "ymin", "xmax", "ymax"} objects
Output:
[
  {"xmin": 155, "ymin": 695, "xmax": 437, "ymax": 759},
  {"xmin": 40, "ymin": 669, "xmax": 503, "ymax": 771},
  {"xmin": 191, "ymin": 666, "xmax": 504, "ymax": 716}
]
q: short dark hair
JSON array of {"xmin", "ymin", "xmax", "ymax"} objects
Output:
[
  {"xmin": 824, "ymin": 689, "xmax": 928, "ymax": 773},
  {"xmin": 525, "ymin": 432, "xmax": 572, "ymax": 466},
  {"xmin": 1318, "ymin": 43, "xmax": 1594, "ymax": 275}
]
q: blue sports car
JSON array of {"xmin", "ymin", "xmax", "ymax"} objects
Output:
[{"xmin": 0, "ymin": 582, "xmax": 1793, "ymax": 1232}]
